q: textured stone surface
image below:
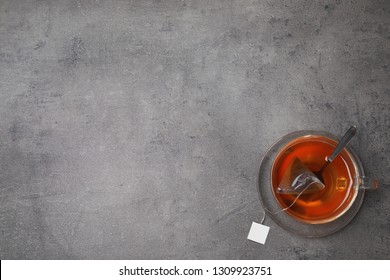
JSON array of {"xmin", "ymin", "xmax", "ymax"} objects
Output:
[{"xmin": 0, "ymin": 0, "xmax": 389, "ymax": 259}]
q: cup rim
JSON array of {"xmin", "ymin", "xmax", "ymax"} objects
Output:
[{"xmin": 270, "ymin": 132, "xmax": 361, "ymax": 224}]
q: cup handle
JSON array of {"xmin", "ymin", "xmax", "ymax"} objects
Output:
[{"xmin": 358, "ymin": 176, "xmax": 379, "ymax": 190}]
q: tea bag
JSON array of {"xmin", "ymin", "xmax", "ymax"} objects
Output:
[{"xmin": 277, "ymin": 157, "xmax": 325, "ymax": 195}]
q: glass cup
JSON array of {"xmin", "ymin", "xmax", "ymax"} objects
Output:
[{"xmin": 271, "ymin": 133, "xmax": 378, "ymax": 224}]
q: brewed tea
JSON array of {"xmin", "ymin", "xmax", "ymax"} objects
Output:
[{"xmin": 272, "ymin": 135, "xmax": 358, "ymax": 224}]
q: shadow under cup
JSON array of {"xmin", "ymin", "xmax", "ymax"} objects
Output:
[{"xmin": 271, "ymin": 135, "xmax": 360, "ymax": 224}]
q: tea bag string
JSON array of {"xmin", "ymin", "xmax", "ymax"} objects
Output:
[{"xmin": 260, "ymin": 183, "xmax": 312, "ymax": 224}]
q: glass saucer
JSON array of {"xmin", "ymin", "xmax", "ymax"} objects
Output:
[{"xmin": 257, "ymin": 130, "xmax": 365, "ymax": 237}]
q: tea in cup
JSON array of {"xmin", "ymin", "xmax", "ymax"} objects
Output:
[{"xmin": 271, "ymin": 133, "xmax": 377, "ymax": 224}]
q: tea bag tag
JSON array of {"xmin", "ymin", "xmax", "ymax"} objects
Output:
[{"xmin": 247, "ymin": 222, "xmax": 270, "ymax": 245}]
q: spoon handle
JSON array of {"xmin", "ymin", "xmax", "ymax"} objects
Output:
[{"xmin": 328, "ymin": 126, "xmax": 357, "ymax": 163}]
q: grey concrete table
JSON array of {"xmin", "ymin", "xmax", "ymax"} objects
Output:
[{"xmin": 0, "ymin": 0, "xmax": 389, "ymax": 259}]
